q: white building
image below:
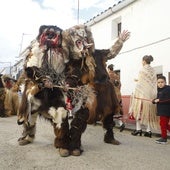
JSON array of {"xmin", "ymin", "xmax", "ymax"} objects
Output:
[
  {"xmin": 85, "ymin": 0, "xmax": 170, "ymax": 96},
  {"xmin": 11, "ymin": 59, "xmax": 24, "ymax": 80},
  {"xmin": 0, "ymin": 62, "xmax": 11, "ymax": 76}
]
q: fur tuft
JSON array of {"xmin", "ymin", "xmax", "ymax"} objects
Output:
[{"xmin": 48, "ymin": 107, "xmax": 67, "ymax": 128}]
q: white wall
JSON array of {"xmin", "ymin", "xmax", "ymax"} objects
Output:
[{"xmin": 89, "ymin": 0, "xmax": 170, "ymax": 95}]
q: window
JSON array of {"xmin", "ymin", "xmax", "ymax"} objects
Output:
[
  {"xmin": 117, "ymin": 22, "xmax": 122, "ymax": 36},
  {"xmin": 111, "ymin": 17, "xmax": 121, "ymax": 40}
]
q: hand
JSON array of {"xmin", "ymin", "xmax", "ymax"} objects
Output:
[
  {"xmin": 152, "ymin": 98, "xmax": 159, "ymax": 104},
  {"xmin": 119, "ymin": 30, "xmax": 130, "ymax": 42},
  {"xmin": 154, "ymin": 99, "xmax": 159, "ymax": 103}
]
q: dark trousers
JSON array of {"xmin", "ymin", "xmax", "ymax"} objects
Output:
[{"xmin": 160, "ymin": 116, "xmax": 170, "ymax": 139}]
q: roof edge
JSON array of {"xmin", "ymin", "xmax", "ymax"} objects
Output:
[{"xmin": 85, "ymin": 0, "xmax": 136, "ymax": 27}]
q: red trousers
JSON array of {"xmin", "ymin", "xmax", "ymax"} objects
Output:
[{"xmin": 160, "ymin": 116, "xmax": 170, "ymax": 138}]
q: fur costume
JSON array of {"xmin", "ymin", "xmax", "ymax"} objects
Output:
[
  {"xmin": 108, "ymin": 69, "xmax": 123, "ymax": 115},
  {"xmin": 0, "ymin": 74, "xmax": 6, "ymax": 117},
  {"xmin": 63, "ymin": 28, "xmax": 127, "ymax": 146},
  {"xmin": 17, "ymin": 24, "xmax": 129, "ymax": 156},
  {"xmin": 62, "ymin": 24, "xmax": 95, "ymax": 60},
  {"xmin": 1, "ymin": 75, "xmax": 19, "ymax": 116},
  {"xmin": 17, "ymin": 24, "xmax": 96, "ymax": 157}
]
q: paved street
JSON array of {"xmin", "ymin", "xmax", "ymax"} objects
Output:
[{"xmin": 0, "ymin": 116, "xmax": 170, "ymax": 170}]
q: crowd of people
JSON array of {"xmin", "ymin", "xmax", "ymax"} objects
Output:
[
  {"xmin": 1, "ymin": 55, "xmax": 170, "ymax": 146},
  {"xmin": 1, "ymin": 54, "xmax": 170, "ymax": 145},
  {"xmin": 0, "ymin": 33, "xmax": 170, "ymax": 147}
]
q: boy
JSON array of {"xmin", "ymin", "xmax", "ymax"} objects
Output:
[{"xmin": 152, "ymin": 75, "xmax": 170, "ymax": 144}]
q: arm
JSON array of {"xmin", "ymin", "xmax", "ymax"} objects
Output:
[
  {"xmin": 152, "ymin": 86, "xmax": 170, "ymax": 104},
  {"xmin": 158, "ymin": 86, "xmax": 170, "ymax": 103},
  {"xmin": 107, "ymin": 30, "xmax": 130, "ymax": 60}
]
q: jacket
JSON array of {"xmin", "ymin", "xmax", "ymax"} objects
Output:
[{"xmin": 156, "ymin": 85, "xmax": 170, "ymax": 116}]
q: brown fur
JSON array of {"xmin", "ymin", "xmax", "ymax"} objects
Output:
[
  {"xmin": 0, "ymin": 75, "xmax": 6, "ymax": 117},
  {"xmin": 1, "ymin": 75, "xmax": 19, "ymax": 116},
  {"xmin": 4, "ymin": 89, "xmax": 19, "ymax": 116},
  {"xmin": 87, "ymin": 82, "xmax": 119, "ymax": 124},
  {"xmin": 62, "ymin": 25, "xmax": 95, "ymax": 60},
  {"xmin": 17, "ymin": 77, "xmax": 41, "ymax": 122}
]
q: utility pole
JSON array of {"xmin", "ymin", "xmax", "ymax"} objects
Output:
[
  {"xmin": 77, "ymin": 0, "xmax": 79, "ymax": 24},
  {"xmin": 18, "ymin": 33, "xmax": 32, "ymax": 57}
]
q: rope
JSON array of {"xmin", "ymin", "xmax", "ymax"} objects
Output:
[
  {"xmin": 134, "ymin": 96, "xmax": 170, "ymax": 103},
  {"xmin": 134, "ymin": 96, "xmax": 152, "ymax": 102}
]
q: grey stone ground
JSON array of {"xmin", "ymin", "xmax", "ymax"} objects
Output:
[{"xmin": 0, "ymin": 116, "xmax": 170, "ymax": 170}]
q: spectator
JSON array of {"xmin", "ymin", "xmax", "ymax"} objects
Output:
[
  {"xmin": 152, "ymin": 75, "xmax": 170, "ymax": 144},
  {"xmin": 129, "ymin": 55, "xmax": 159, "ymax": 137},
  {"xmin": 107, "ymin": 64, "xmax": 125, "ymax": 132}
]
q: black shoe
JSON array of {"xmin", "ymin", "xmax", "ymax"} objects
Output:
[
  {"xmin": 131, "ymin": 130, "xmax": 142, "ymax": 136},
  {"xmin": 0, "ymin": 114, "xmax": 8, "ymax": 118},
  {"xmin": 155, "ymin": 138, "xmax": 167, "ymax": 144},
  {"xmin": 120, "ymin": 123, "xmax": 125, "ymax": 132},
  {"xmin": 144, "ymin": 131, "xmax": 152, "ymax": 138}
]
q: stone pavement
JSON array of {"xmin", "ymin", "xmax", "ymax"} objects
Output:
[{"xmin": 1, "ymin": 116, "xmax": 170, "ymax": 170}]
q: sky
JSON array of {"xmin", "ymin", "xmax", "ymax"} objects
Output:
[{"xmin": 0, "ymin": 0, "xmax": 120, "ymax": 69}]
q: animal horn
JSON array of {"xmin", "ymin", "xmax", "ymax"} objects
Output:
[{"xmin": 84, "ymin": 42, "xmax": 93, "ymax": 49}]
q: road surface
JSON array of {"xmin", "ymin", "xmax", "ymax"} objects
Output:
[{"xmin": 0, "ymin": 116, "xmax": 170, "ymax": 170}]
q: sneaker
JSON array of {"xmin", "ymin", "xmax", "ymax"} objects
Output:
[{"xmin": 155, "ymin": 138, "xmax": 167, "ymax": 144}]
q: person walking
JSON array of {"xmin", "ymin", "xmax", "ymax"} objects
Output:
[
  {"xmin": 152, "ymin": 75, "xmax": 170, "ymax": 144},
  {"xmin": 129, "ymin": 55, "xmax": 159, "ymax": 137}
]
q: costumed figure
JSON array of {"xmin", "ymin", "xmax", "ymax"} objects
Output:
[
  {"xmin": 86, "ymin": 30, "xmax": 130, "ymax": 145},
  {"xmin": 17, "ymin": 24, "xmax": 96, "ymax": 157},
  {"xmin": 17, "ymin": 25, "xmax": 68, "ymax": 150},
  {"xmin": 0, "ymin": 74, "xmax": 7, "ymax": 117},
  {"xmin": 1, "ymin": 75, "xmax": 19, "ymax": 116},
  {"xmin": 107, "ymin": 64, "xmax": 125, "ymax": 132}
]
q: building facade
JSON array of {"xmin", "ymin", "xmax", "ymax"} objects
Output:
[
  {"xmin": 85, "ymin": 0, "xmax": 170, "ymax": 96},
  {"xmin": 11, "ymin": 0, "xmax": 170, "ymax": 104},
  {"xmin": 11, "ymin": 59, "xmax": 24, "ymax": 80}
]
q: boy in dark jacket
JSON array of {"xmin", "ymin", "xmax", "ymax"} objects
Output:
[{"xmin": 152, "ymin": 75, "xmax": 170, "ymax": 144}]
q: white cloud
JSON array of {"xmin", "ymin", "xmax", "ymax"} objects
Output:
[{"xmin": 0, "ymin": 0, "xmax": 117, "ymax": 65}]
